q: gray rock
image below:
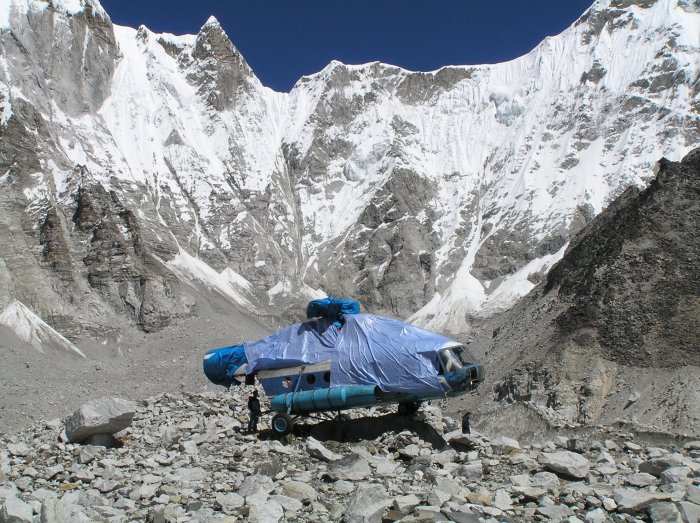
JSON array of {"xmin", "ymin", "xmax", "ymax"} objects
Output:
[
  {"xmin": 687, "ymin": 485, "xmax": 700, "ymax": 505},
  {"xmin": 678, "ymin": 502, "xmax": 700, "ymax": 523},
  {"xmin": 282, "ymin": 480, "xmax": 318, "ymax": 502},
  {"xmin": 39, "ymin": 497, "xmax": 73, "ymax": 523},
  {"xmin": 538, "ymin": 451, "xmax": 591, "ymax": 479},
  {"xmin": 64, "ymin": 397, "xmax": 138, "ymax": 443},
  {"xmin": 584, "ymin": 507, "xmax": 607, "ymax": 523},
  {"xmin": 613, "ymin": 487, "xmax": 667, "ymax": 513},
  {"xmin": 536, "ymin": 504, "xmax": 572, "ymax": 521},
  {"xmin": 78, "ymin": 445, "xmax": 102, "ymax": 464},
  {"xmin": 627, "ymin": 472, "xmax": 658, "ymax": 487},
  {"xmin": 129, "ymin": 482, "xmax": 159, "ymax": 501},
  {"xmin": 460, "ymin": 461, "xmax": 484, "ymax": 481},
  {"xmin": 639, "ymin": 454, "xmax": 686, "ymax": 477},
  {"xmin": 493, "ymin": 489, "xmax": 513, "ymax": 511},
  {"xmin": 531, "ymin": 471, "xmax": 561, "ymax": 490},
  {"xmin": 214, "ymin": 492, "xmax": 244, "ymax": 512},
  {"xmin": 427, "ymin": 486, "xmax": 451, "ymax": 507},
  {"xmin": 1, "ymin": 496, "xmax": 33, "ymax": 523},
  {"xmin": 683, "ymin": 441, "xmax": 700, "ymax": 451},
  {"xmin": 0, "ymin": 487, "xmax": 18, "ymax": 501},
  {"xmin": 602, "ymin": 497, "xmax": 617, "ymax": 511},
  {"xmin": 660, "ymin": 466, "xmax": 691, "ymax": 484},
  {"xmin": 171, "ymin": 467, "xmax": 208, "ymax": 482},
  {"xmin": 647, "ymin": 502, "xmax": 683, "ymax": 523},
  {"xmin": 5, "ymin": 444, "xmax": 29, "ymax": 457},
  {"xmin": 393, "ymin": 494, "xmax": 421, "ymax": 513},
  {"xmin": 345, "ymin": 484, "xmax": 392, "ymax": 523},
  {"xmin": 324, "ymin": 453, "xmax": 372, "ymax": 481},
  {"xmin": 179, "ymin": 440, "xmax": 199, "ymax": 455},
  {"xmin": 512, "ymin": 486, "xmax": 547, "ymax": 500},
  {"xmin": 306, "ymin": 437, "xmax": 340, "ymax": 462},
  {"xmin": 248, "ymin": 499, "xmax": 283, "ymax": 523},
  {"xmin": 238, "ymin": 474, "xmax": 274, "ymax": 497},
  {"xmin": 493, "ymin": 436, "xmax": 521, "ymax": 453},
  {"xmin": 269, "ymin": 494, "xmax": 303, "ymax": 513}
]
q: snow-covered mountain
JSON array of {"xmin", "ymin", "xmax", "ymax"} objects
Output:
[{"xmin": 0, "ymin": 0, "xmax": 697, "ymax": 344}]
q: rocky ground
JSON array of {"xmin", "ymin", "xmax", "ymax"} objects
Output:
[{"xmin": 1, "ymin": 389, "xmax": 699, "ymax": 523}]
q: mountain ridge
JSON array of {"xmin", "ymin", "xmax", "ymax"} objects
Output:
[{"xmin": 0, "ymin": 0, "xmax": 698, "ymax": 349}]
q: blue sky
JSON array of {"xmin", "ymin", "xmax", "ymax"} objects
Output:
[{"xmin": 100, "ymin": 0, "xmax": 595, "ymax": 93}]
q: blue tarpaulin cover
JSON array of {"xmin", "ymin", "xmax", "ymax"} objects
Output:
[
  {"xmin": 203, "ymin": 345, "xmax": 247, "ymax": 387},
  {"xmin": 306, "ymin": 297, "xmax": 360, "ymax": 324},
  {"xmin": 331, "ymin": 313, "xmax": 451, "ymax": 393},
  {"xmin": 244, "ymin": 318, "xmax": 338, "ymax": 373},
  {"xmin": 243, "ymin": 313, "xmax": 453, "ymax": 394}
]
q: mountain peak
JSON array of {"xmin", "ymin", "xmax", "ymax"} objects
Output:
[{"xmin": 203, "ymin": 15, "xmax": 220, "ymax": 28}]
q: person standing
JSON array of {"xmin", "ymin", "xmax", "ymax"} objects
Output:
[
  {"xmin": 247, "ymin": 390, "xmax": 261, "ymax": 433},
  {"xmin": 462, "ymin": 411, "xmax": 471, "ymax": 435}
]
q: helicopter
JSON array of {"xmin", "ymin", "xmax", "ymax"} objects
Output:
[{"xmin": 203, "ymin": 298, "xmax": 485, "ymax": 435}]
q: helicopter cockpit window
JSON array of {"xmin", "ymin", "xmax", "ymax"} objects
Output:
[
  {"xmin": 453, "ymin": 346, "xmax": 473, "ymax": 366},
  {"xmin": 438, "ymin": 349, "xmax": 463, "ymax": 374}
]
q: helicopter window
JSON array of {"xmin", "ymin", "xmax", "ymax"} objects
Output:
[
  {"xmin": 323, "ymin": 371, "xmax": 331, "ymax": 382},
  {"xmin": 453, "ymin": 346, "xmax": 472, "ymax": 365},
  {"xmin": 306, "ymin": 374, "xmax": 316, "ymax": 385},
  {"xmin": 438, "ymin": 349, "xmax": 463, "ymax": 373}
]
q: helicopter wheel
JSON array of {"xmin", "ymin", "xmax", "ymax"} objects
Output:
[
  {"xmin": 397, "ymin": 402, "xmax": 419, "ymax": 416},
  {"xmin": 271, "ymin": 413, "xmax": 294, "ymax": 435}
]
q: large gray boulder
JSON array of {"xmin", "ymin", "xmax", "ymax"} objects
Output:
[
  {"xmin": 538, "ymin": 451, "xmax": 591, "ymax": 479},
  {"xmin": 324, "ymin": 453, "xmax": 371, "ymax": 481},
  {"xmin": 306, "ymin": 437, "xmax": 340, "ymax": 462},
  {"xmin": 612, "ymin": 488, "xmax": 670, "ymax": 513},
  {"xmin": 0, "ymin": 496, "xmax": 33, "ymax": 523},
  {"xmin": 345, "ymin": 484, "xmax": 392, "ymax": 523},
  {"xmin": 64, "ymin": 397, "xmax": 138, "ymax": 443}
]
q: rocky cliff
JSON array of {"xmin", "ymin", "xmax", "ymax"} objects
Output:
[{"xmin": 461, "ymin": 149, "xmax": 700, "ymax": 436}]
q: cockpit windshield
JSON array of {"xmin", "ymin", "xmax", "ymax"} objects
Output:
[
  {"xmin": 437, "ymin": 345, "xmax": 476, "ymax": 374},
  {"xmin": 438, "ymin": 348, "xmax": 463, "ymax": 373}
]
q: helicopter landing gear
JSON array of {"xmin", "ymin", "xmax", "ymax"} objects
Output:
[{"xmin": 271, "ymin": 413, "xmax": 294, "ymax": 435}]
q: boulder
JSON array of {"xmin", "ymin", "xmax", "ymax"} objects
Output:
[
  {"xmin": 493, "ymin": 436, "xmax": 521, "ymax": 453},
  {"xmin": 64, "ymin": 397, "xmax": 138, "ymax": 443},
  {"xmin": 282, "ymin": 480, "xmax": 318, "ymax": 502},
  {"xmin": 638, "ymin": 454, "xmax": 686, "ymax": 477},
  {"xmin": 460, "ymin": 461, "xmax": 484, "ymax": 481},
  {"xmin": 584, "ymin": 507, "xmax": 607, "ymax": 523},
  {"xmin": 0, "ymin": 496, "xmax": 33, "ymax": 523},
  {"xmin": 538, "ymin": 451, "xmax": 591, "ymax": 479},
  {"xmin": 269, "ymin": 495, "xmax": 303, "ymax": 513},
  {"xmin": 660, "ymin": 466, "xmax": 691, "ymax": 484},
  {"xmin": 536, "ymin": 504, "xmax": 572, "ymax": 520},
  {"xmin": 248, "ymin": 499, "xmax": 283, "ymax": 523},
  {"xmin": 393, "ymin": 494, "xmax": 421, "ymax": 513},
  {"xmin": 647, "ymin": 502, "xmax": 683, "ymax": 523},
  {"xmin": 345, "ymin": 485, "xmax": 392, "ymax": 523},
  {"xmin": 627, "ymin": 472, "xmax": 657, "ymax": 487},
  {"xmin": 238, "ymin": 474, "xmax": 274, "ymax": 498},
  {"xmin": 324, "ymin": 453, "xmax": 371, "ymax": 481},
  {"xmin": 612, "ymin": 488, "xmax": 668, "ymax": 513},
  {"xmin": 531, "ymin": 471, "xmax": 561, "ymax": 490},
  {"xmin": 306, "ymin": 437, "xmax": 340, "ymax": 462},
  {"xmin": 678, "ymin": 502, "xmax": 700, "ymax": 523},
  {"xmin": 215, "ymin": 492, "xmax": 244, "ymax": 513}
]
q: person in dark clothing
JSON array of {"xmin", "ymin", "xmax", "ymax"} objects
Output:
[
  {"xmin": 462, "ymin": 411, "xmax": 471, "ymax": 435},
  {"xmin": 247, "ymin": 390, "xmax": 261, "ymax": 433}
]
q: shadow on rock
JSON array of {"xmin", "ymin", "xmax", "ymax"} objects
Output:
[{"xmin": 289, "ymin": 413, "xmax": 447, "ymax": 449}]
